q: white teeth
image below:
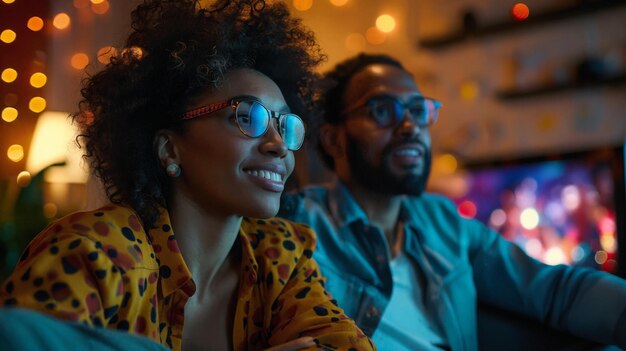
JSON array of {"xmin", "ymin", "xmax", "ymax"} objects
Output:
[
  {"xmin": 246, "ymin": 169, "xmax": 283, "ymax": 182},
  {"xmin": 395, "ymin": 149, "xmax": 420, "ymax": 156}
]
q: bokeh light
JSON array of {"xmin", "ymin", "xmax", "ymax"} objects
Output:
[
  {"xmin": 365, "ymin": 27, "xmax": 386, "ymax": 45},
  {"xmin": 520, "ymin": 207, "xmax": 539, "ymax": 230},
  {"xmin": 43, "ymin": 203, "xmax": 58, "ymax": 219},
  {"xmin": 460, "ymin": 80, "xmax": 480, "ymax": 101},
  {"xmin": 91, "ymin": 0, "xmax": 109, "ymax": 15},
  {"xmin": 2, "ymin": 107, "xmax": 18, "ymax": 122},
  {"xmin": 53, "ymin": 13, "xmax": 71, "ymax": 30},
  {"xmin": 512, "ymin": 3, "xmax": 530, "ymax": 21},
  {"xmin": 7, "ymin": 144, "xmax": 24, "ymax": 162},
  {"xmin": 97, "ymin": 46, "xmax": 117, "ymax": 64},
  {"xmin": 544, "ymin": 247, "xmax": 566, "ymax": 265},
  {"xmin": 27, "ymin": 16, "xmax": 44, "ymax": 31},
  {"xmin": 458, "ymin": 200, "xmax": 477, "ymax": 219},
  {"xmin": 489, "ymin": 209, "xmax": 507, "ymax": 227},
  {"xmin": 329, "ymin": 0, "xmax": 349, "ymax": 6},
  {"xmin": 594, "ymin": 250, "xmax": 608, "ymax": 265},
  {"xmin": 30, "ymin": 72, "xmax": 47, "ymax": 88},
  {"xmin": 293, "ymin": 0, "xmax": 312, "ymax": 11},
  {"xmin": 71, "ymin": 52, "xmax": 89, "ymax": 69},
  {"xmin": 375, "ymin": 14, "xmax": 396, "ymax": 33},
  {"xmin": 1, "ymin": 29, "xmax": 16, "ymax": 43},
  {"xmin": 345, "ymin": 33, "xmax": 366, "ymax": 52},
  {"xmin": 1, "ymin": 68, "xmax": 18, "ymax": 83},
  {"xmin": 17, "ymin": 171, "xmax": 32, "ymax": 187},
  {"xmin": 436, "ymin": 153, "xmax": 458, "ymax": 175},
  {"xmin": 29, "ymin": 96, "xmax": 46, "ymax": 113},
  {"xmin": 90, "ymin": 0, "xmax": 104, "ymax": 4},
  {"xmin": 2, "ymin": 0, "xmax": 16, "ymax": 4}
]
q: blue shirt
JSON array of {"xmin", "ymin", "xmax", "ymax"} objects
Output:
[{"xmin": 279, "ymin": 180, "xmax": 626, "ymax": 351}]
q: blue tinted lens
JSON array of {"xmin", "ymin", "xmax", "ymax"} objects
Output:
[
  {"xmin": 237, "ymin": 101, "xmax": 269, "ymax": 137},
  {"xmin": 280, "ymin": 114, "xmax": 305, "ymax": 151}
]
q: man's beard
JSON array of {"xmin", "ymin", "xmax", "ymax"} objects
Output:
[{"xmin": 345, "ymin": 134, "xmax": 431, "ymax": 197}]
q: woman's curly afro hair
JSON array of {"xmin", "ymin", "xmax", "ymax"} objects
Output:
[{"xmin": 74, "ymin": 0, "xmax": 325, "ymax": 229}]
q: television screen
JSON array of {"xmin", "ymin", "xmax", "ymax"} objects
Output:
[{"xmin": 448, "ymin": 146, "xmax": 624, "ymax": 276}]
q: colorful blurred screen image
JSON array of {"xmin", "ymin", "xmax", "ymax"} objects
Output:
[{"xmin": 450, "ymin": 147, "xmax": 624, "ymax": 274}]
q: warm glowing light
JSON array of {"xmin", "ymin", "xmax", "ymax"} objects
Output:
[
  {"xmin": 600, "ymin": 234, "xmax": 617, "ymax": 253},
  {"xmin": 26, "ymin": 111, "xmax": 89, "ymax": 184},
  {"xmin": 594, "ymin": 250, "xmax": 608, "ymax": 265},
  {"xmin": 520, "ymin": 207, "xmax": 539, "ymax": 230},
  {"xmin": 489, "ymin": 209, "xmax": 507, "ymax": 227},
  {"xmin": 512, "ymin": 3, "xmax": 530, "ymax": 21},
  {"xmin": 29, "ymin": 96, "xmax": 47, "ymax": 113},
  {"xmin": 71, "ymin": 53, "xmax": 89, "ymax": 69},
  {"xmin": 365, "ymin": 27, "xmax": 386, "ymax": 45},
  {"xmin": 460, "ymin": 80, "xmax": 480, "ymax": 101},
  {"xmin": 437, "ymin": 153, "xmax": 458, "ymax": 175},
  {"xmin": 293, "ymin": 0, "xmax": 312, "ymax": 11},
  {"xmin": 97, "ymin": 46, "xmax": 117, "ymax": 64},
  {"xmin": 121, "ymin": 46, "xmax": 143, "ymax": 60},
  {"xmin": 27, "ymin": 16, "xmax": 44, "ymax": 31},
  {"xmin": 375, "ymin": 14, "xmax": 396, "ymax": 33},
  {"xmin": 53, "ymin": 13, "xmax": 71, "ymax": 30},
  {"xmin": 91, "ymin": 0, "xmax": 109, "ymax": 15},
  {"xmin": 330, "ymin": 0, "xmax": 348, "ymax": 6},
  {"xmin": 90, "ymin": 0, "xmax": 104, "ymax": 4},
  {"xmin": 561, "ymin": 185, "xmax": 580, "ymax": 211},
  {"xmin": 2, "ymin": 107, "xmax": 18, "ymax": 122},
  {"xmin": 7, "ymin": 144, "xmax": 24, "ymax": 162},
  {"xmin": 458, "ymin": 200, "xmax": 477, "ymax": 219},
  {"xmin": 17, "ymin": 171, "xmax": 32, "ymax": 187},
  {"xmin": 1, "ymin": 29, "xmax": 16, "ymax": 43},
  {"xmin": 598, "ymin": 216, "xmax": 615, "ymax": 235},
  {"xmin": 30, "ymin": 72, "xmax": 47, "ymax": 88},
  {"xmin": 74, "ymin": 0, "xmax": 90, "ymax": 8},
  {"xmin": 3, "ymin": 0, "xmax": 16, "ymax": 4},
  {"xmin": 345, "ymin": 33, "xmax": 366, "ymax": 52},
  {"xmin": 43, "ymin": 203, "xmax": 58, "ymax": 219},
  {"xmin": 544, "ymin": 247, "xmax": 566, "ymax": 265},
  {"xmin": 1, "ymin": 68, "xmax": 17, "ymax": 82}
]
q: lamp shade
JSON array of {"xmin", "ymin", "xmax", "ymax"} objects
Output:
[{"xmin": 25, "ymin": 111, "xmax": 88, "ymax": 184}]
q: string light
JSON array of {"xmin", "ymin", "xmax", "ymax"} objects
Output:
[
  {"xmin": 29, "ymin": 96, "xmax": 47, "ymax": 113},
  {"xmin": 7, "ymin": 144, "xmax": 24, "ymax": 162},
  {"xmin": 53, "ymin": 13, "xmax": 71, "ymax": 30},
  {"xmin": 17, "ymin": 171, "xmax": 32, "ymax": 187},
  {"xmin": 365, "ymin": 27, "xmax": 385, "ymax": 45},
  {"xmin": 30, "ymin": 72, "xmax": 47, "ymax": 88},
  {"xmin": 27, "ymin": 16, "xmax": 44, "ymax": 31},
  {"xmin": 345, "ymin": 33, "xmax": 366, "ymax": 52},
  {"xmin": 293, "ymin": 0, "xmax": 312, "ymax": 11},
  {"xmin": 2, "ymin": 107, "xmax": 18, "ymax": 122},
  {"xmin": 375, "ymin": 14, "xmax": 396, "ymax": 33},
  {"xmin": 92, "ymin": 0, "xmax": 109, "ymax": 15},
  {"xmin": 70, "ymin": 52, "xmax": 89, "ymax": 69},
  {"xmin": 1, "ymin": 68, "xmax": 18, "ymax": 83},
  {"xmin": 1, "ymin": 29, "xmax": 17, "ymax": 43},
  {"xmin": 512, "ymin": 3, "xmax": 530, "ymax": 21},
  {"xmin": 97, "ymin": 46, "xmax": 117, "ymax": 64}
]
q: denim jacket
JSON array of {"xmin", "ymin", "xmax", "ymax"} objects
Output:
[{"xmin": 279, "ymin": 180, "xmax": 626, "ymax": 351}]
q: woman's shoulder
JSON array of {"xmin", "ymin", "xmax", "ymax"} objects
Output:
[{"xmin": 23, "ymin": 205, "xmax": 157, "ymax": 270}]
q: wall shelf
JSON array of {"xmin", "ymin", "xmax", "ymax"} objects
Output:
[
  {"xmin": 418, "ymin": 0, "xmax": 626, "ymax": 50},
  {"xmin": 495, "ymin": 74, "xmax": 626, "ymax": 100}
]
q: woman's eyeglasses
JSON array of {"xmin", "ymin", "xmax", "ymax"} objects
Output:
[
  {"xmin": 182, "ymin": 98, "xmax": 305, "ymax": 151},
  {"xmin": 342, "ymin": 95, "xmax": 442, "ymax": 129}
]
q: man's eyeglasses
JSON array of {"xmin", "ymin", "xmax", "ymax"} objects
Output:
[
  {"xmin": 182, "ymin": 97, "xmax": 305, "ymax": 151},
  {"xmin": 342, "ymin": 95, "xmax": 442, "ymax": 129}
]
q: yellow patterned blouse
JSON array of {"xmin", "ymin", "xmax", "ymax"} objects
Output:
[{"xmin": 0, "ymin": 205, "xmax": 374, "ymax": 351}]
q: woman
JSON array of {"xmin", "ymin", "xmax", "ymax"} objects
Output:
[{"xmin": 0, "ymin": 1, "xmax": 373, "ymax": 350}]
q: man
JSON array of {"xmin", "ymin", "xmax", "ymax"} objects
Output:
[{"xmin": 279, "ymin": 53, "xmax": 626, "ymax": 350}]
